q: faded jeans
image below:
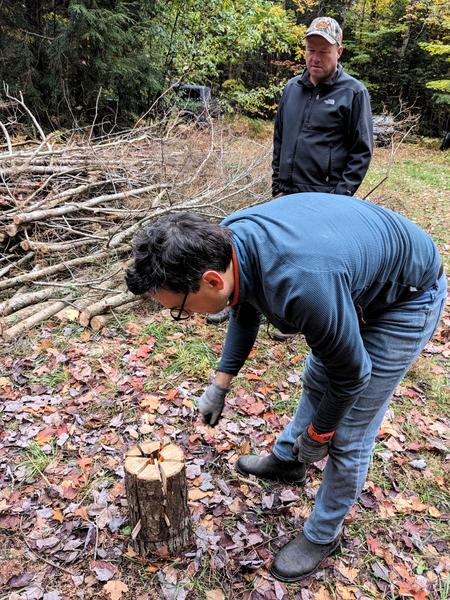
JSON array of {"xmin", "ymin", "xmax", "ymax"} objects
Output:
[{"xmin": 274, "ymin": 273, "xmax": 447, "ymax": 544}]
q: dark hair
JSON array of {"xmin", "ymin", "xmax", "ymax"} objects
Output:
[{"xmin": 125, "ymin": 212, "xmax": 232, "ymax": 295}]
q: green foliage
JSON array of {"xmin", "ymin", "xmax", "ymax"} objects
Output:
[
  {"xmin": 420, "ymin": 41, "xmax": 450, "ymax": 57},
  {"xmin": 420, "ymin": 38, "xmax": 450, "ymax": 107},
  {"xmin": 342, "ymin": 0, "xmax": 450, "ymax": 135},
  {"xmin": 168, "ymin": 0, "xmax": 301, "ymax": 79},
  {"xmin": 221, "ymin": 78, "xmax": 285, "ymax": 117},
  {"xmin": 0, "ymin": 0, "xmax": 448, "ymax": 133},
  {"xmin": 0, "ymin": 1, "xmax": 166, "ymax": 125}
]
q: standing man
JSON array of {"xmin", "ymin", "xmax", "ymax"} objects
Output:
[
  {"xmin": 126, "ymin": 194, "xmax": 446, "ymax": 582},
  {"xmin": 272, "ymin": 16, "xmax": 373, "ymax": 197}
]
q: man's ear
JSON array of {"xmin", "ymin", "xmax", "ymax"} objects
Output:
[
  {"xmin": 202, "ymin": 270, "xmax": 225, "ymax": 290},
  {"xmin": 337, "ymin": 46, "xmax": 343, "ymax": 59}
]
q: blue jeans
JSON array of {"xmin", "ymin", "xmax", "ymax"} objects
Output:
[{"xmin": 274, "ymin": 273, "xmax": 447, "ymax": 544}]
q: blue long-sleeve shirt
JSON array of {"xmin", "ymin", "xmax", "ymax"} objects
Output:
[{"xmin": 217, "ymin": 193, "xmax": 441, "ymax": 433}]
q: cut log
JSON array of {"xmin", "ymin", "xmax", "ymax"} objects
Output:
[
  {"xmin": 20, "ymin": 237, "xmax": 101, "ymax": 253},
  {"xmin": 90, "ymin": 313, "xmax": 114, "ymax": 331},
  {"xmin": 79, "ymin": 291, "xmax": 138, "ymax": 327},
  {"xmin": 0, "ymin": 245, "xmax": 128, "ymax": 291},
  {"xmin": 89, "ymin": 300, "xmax": 142, "ymax": 331},
  {"xmin": 54, "ymin": 297, "xmax": 93, "ymax": 322},
  {"xmin": 13, "ymin": 183, "xmax": 168, "ymax": 225},
  {"xmin": 0, "ymin": 251, "xmax": 34, "ymax": 279},
  {"xmin": 0, "ymin": 286, "xmax": 63, "ymax": 317},
  {"xmin": 4, "ymin": 223, "xmax": 18, "ymax": 237},
  {"xmin": 1, "ymin": 301, "xmax": 53, "ymax": 334},
  {"xmin": 1, "ymin": 297, "xmax": 71, "ymax": 341},
  {"xmin": 124, "ymin": 441, "xmax": 192, "ymax": 558}
]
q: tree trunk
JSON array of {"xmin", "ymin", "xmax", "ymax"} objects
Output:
[{"xmin": 124, "ymin": 441, "xmax": 192, "ymax": 558}]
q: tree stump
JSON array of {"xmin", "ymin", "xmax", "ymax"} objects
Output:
[{"xmin": 124, "ymin": 441, "xmax": 192, "ymax": 557}]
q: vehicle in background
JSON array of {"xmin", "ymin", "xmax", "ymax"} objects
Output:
[
  {"xmin": 172, "ymin": 84, "xmax": 220, "ymax": 124},
  {"xmin": 372, "ymin": 115, "xmax": 395, "ymax": 146}
]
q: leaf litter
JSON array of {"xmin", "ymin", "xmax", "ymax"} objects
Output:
[{"xmin": 0, "ymin": 279, "xmax": 449, "ymax": 599}]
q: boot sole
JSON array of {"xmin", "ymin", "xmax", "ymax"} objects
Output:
[
  {"xmin": 269, "ymin": 537, "xmax": 341, "ymax": 583},
  {"xmin": 235, "ymin": 463, "xmax": 306, "ymax": 486}
]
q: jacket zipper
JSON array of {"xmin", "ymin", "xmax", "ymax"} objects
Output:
[
  {"xmin": 326, "ymin": 145, "xmax": 332, "ymax": 182},
  {"xmin": 289, "ymin": 88, "xmax": 316, "ymax": 184}
]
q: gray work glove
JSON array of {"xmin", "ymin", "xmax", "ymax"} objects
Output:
[
  {"xmin": 198, "ymin": 382, "xmax": 229, "ymax": 426},
  {"xmin": 293, "ymin": 426, "xmax": 333, "ymax": 464}
]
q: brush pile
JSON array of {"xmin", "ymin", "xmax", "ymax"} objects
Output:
[{"xmin": 0, "ymin": 100, "xmax": 270, "ymax": 340}]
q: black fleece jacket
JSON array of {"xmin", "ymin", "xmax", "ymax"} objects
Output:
[{"xmin": 272, "ymin": 64, "xmax": 373, "ymax": 197}]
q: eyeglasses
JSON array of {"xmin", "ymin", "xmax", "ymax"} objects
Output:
[{"xmin": 170, "ymin": 292, "xmax": 190, "ymax": 321}]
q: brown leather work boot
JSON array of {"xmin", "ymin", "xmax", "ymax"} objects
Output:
[
  {"xmin": 270, "ymin": 532, "xmax": 340, "ymax": 582},
  {"xmin": 236, "ymin": 453, "xmax": 306, "ymax": 484}
]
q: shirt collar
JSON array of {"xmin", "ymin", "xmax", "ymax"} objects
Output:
[
  {"xmin": 302, "ymin": 63, "xmax": 341, "ymax": 87},
  {"xmin": 228, "ymin": 244, "xmax": 240, "ymax": 307}
]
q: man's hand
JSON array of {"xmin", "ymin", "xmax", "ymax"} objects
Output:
[
  {"xmin": 293, "ymin": 424, "xmax": 334, "ymax": 463},
  {"xmin": 198, "ymin": 382, "xmax": 229, "ymax": 426}
]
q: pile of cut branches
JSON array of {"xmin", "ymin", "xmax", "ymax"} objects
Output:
[{"xmin": 0, "ymin": 98, "xmax": 270, "ymax": 340}]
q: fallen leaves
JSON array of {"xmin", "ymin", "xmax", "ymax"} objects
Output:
[
  {"xmin": 313, "ymin": 587, "xmax": 333, "ymax": 600},
  {"xmin": 0, "ymin": 560, "xmax": 23, "ymax": 587},
  {"xmin": 188, "ymin": 488, "xmax": 212, "ymax": 501},
  {"xmin": 206, "ymin": 590, "xmax": 225, "ymax": 600},
  {"xmin": 0, "ymin": 281, "xmax": 448, "ymax": 600},
  {"xmin": 34, "ymin": 427, "xmax": 56, "ymax": 445},
  {"xmin": 336, "ymin": 563, "xmax": 358, "ymax": 582},
  {"xmin": 140, "ymin": 394, "xmax": 160, "ymax": 410},
  {"xmin": 90, "ymin": 560, "xmax": 117, "ymax": 581},
  {"xmin": 104, "ymin": 579, "xmax": 129, "ymax": 600}
]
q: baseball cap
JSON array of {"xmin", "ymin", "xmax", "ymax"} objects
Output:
[{"xmin": 306, "ymin": 17, "xmax": 343, "ymax": 47}]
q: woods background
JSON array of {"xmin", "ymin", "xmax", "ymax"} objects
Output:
[{"xmin": 0, "ymin": 0, "xmax": 449, "ymax": 136}]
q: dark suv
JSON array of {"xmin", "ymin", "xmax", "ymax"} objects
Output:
[{"xmin": 172, "ymin": 84, "xmax": 220, "ymax": 122}]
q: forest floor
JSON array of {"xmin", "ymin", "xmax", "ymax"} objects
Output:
[{"xmin": 0, "ymin": 127, "xmax": 449, "ymax": 600}]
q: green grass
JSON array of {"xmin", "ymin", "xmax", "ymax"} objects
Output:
[
  {"xmin": 141, "ymin": 319, "xmax": 180, "ymax": 341},
  {"xmin": 402, "ymin": 357, "xmax": 449, "ymax": 415},
  {"xmin": 437, "ymin": 575, "xmax": 450, "ymax": 600},
  {"xmin": 272, "ymin": 394, "xmax": 299, "ymax": 416},
  {"xmin": 428, "ymin": 375, "xmax": 450, "ymax": 414},
  {"xmin": 388, "ymin": 158, "xmax": 450, "ymax": 193},
  {"xmin": 20, "ymin": 441, "xmax": 55, "ymax": 482},
  {"xmin": 362, "ymin": 145, "xmax": 450, "ymax": 194},
  {"xmin": 185, "ymin": 568, "xmax": 225, "ymax": 598},
  {"xmin": 165, "ymin": 340, "xmax": 216, "ymax": 379},
  {"xmin": 30, "ymin": 366, "xmax": 68, "ymax": 388}
]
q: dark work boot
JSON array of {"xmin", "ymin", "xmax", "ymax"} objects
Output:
[
  {"xmin": 236, "ymin": 453, "xmax": 306, "ymax": 484},
  {"xmin": 271, "ymin": 329, "xmax": 296, "ymax": 342},
  {"xmin": 206, "ymin": 307, "xmax": 230, "ymax": 325},
  {"xmin": 270, "ymin": 532, "xmax": 340, "ymax": 582}
]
